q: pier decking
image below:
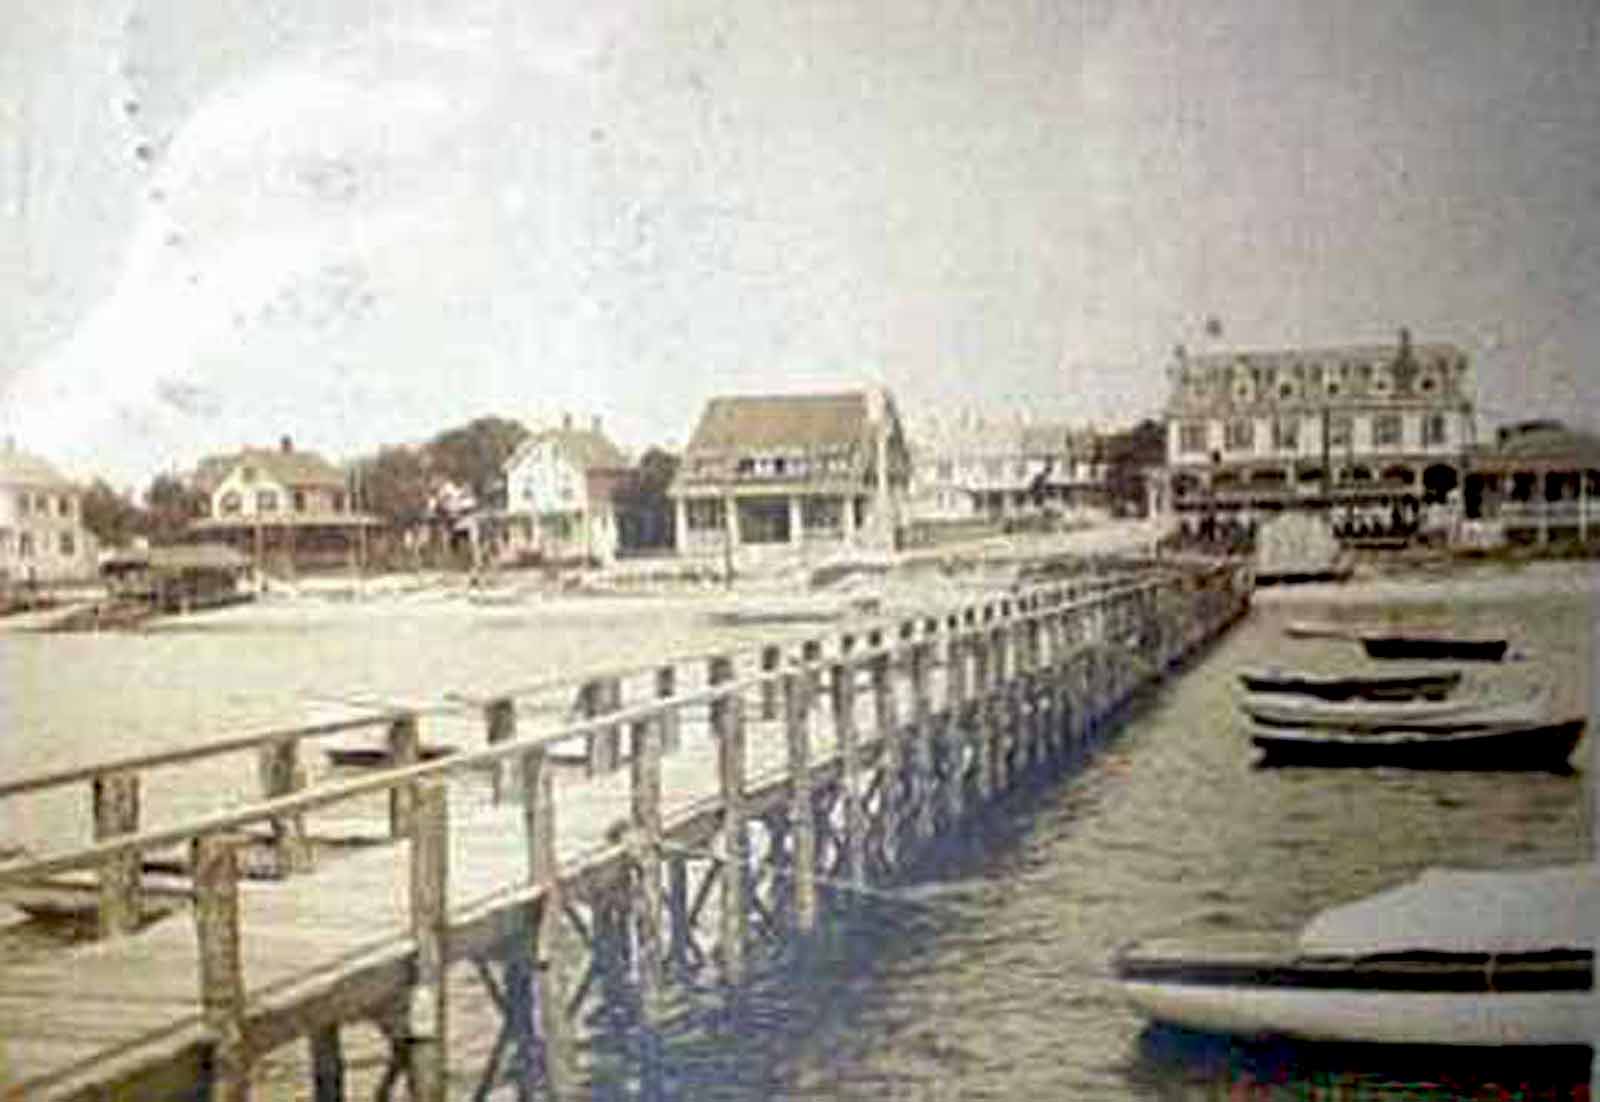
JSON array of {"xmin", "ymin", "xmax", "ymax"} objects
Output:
[{"xmin": 0, "ymin": 560, "xmax": 1250, "ymax": 1101}]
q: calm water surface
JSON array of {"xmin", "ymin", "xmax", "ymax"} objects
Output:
[{"xmin": 1, "ymin": 565, "xmax": 1594, "ymax": 1099}]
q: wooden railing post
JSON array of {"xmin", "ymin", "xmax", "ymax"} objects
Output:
[
  {"xmin": 783, "ymin": 671, "xmax": 818, "ymax": 935},
  {"xmin": 386, "ymin": 713, "xmax": 420, "ymax": 840},
  {"xmin": 92, "ymin": 769, "xmax": 141, "ymax": 939},
  {"xmin": 971, "ymin": 629, "xmax": 995, "ymax": 801},
  {"xmin": 405, "ymin": 781, "xmax": 449, "ymax": 1102},
  {"xmin": 944, "ymin": 632, "xmax": 968, "ymax": 823},
  {"xmin": 870, "ymin": 649, "xmax": 901, "ymax": 866},
  {"xmin": 485, "ymin": 697, "xmax": 518, "ymax": 805},
  {"xmin": 708, "ymin": 654, "xmax": 748, "ymax": 983},
  {"xmin": 580, "ymin": 677, "xmax": 623, "ymax": 775},
  {"xmin": 193, "ymin": 835, "xmax": 249, "ymax": 1102},
  {"xmin": 759, "ymin": 645, "xmax": 782, "ymax": 721},
  {"xmin": 830, "ymin": 656, "xmax": 864, "ymax": 892},
  {"xmin": 908, "ymin": 640, "xmax": 936, "ymax": 843},
  {"xmin": 256, "ymin": 738, "xmax": 311, "ymax": 876},
  {"xmin": 522, "ymin": 745, "xmax": 578, "ymax": 1096},
  {"xmin": 655, "ymin": 665, "xmax": 681, "ymax": 754},
  {"xmin": 629, "ymin": 709, "xmax": 666, "ymax": 1100}
]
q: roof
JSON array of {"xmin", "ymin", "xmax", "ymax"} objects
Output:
[
  {"xmin": 684, "ymin": 392, "xmax": 878, "ymax": 455},
  {"xmin": 1179, "ymin": 341, "xmax": 1466, "ymax": 368},
  {"xmin": 102, "ymin": 545, "xmax": 252, "ymax": 572},
  {"xmin": 1492, "ymin": 423, "xmax": 1600, "ymax": 465},
  {"xmin": 0, "ymin": 446, "xmax": 74, "ymax": 489},
  {"xmin": 509, "ymin": 427, "xmax": 628, "ymax": 472},
  {"xmin": 196, "ymin": 447, "xmax": 347, "ymax": 491}
]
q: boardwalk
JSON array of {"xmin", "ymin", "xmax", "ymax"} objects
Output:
[{"xmin": 0, "ymin": 560, "xmax": 1249, "ymax": 1101}]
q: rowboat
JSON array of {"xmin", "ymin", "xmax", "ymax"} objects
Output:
[
  {"xmin": 1360, "ymin": 634, "xmax": 1510, "ymax": 662},
  {"xmin": 1248, "ymin": 717, "xmax": 1584, "ymax": 771},
  {"xmin": 1284, "ymin": 620, "xmax": 1362, "ymax": 641},
  {"xmin": 1237, "ymin": 667, "xmax": 1462, "ymax": 702},
  {"xmin": 1114, "ymin": 864, "xmax": 1597, "ymax": 1047},
  {"xmin": 1240, "ymin": 693, "xmax": 1540, "ymax": 732}
]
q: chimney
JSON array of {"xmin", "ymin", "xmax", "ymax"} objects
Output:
[
  {"xmin": 562, "ymin": 412, "xmax": 573, "ymax": 431},
  {"xmin": 280, "ymin": 435, "xmax": 293, "ymax": 453}
]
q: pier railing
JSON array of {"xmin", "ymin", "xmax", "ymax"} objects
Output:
[{"xmin": 0, "ymin": 559, "xmax": 1250, "ymax": 1102}]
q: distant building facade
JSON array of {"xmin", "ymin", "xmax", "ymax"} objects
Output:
[
  {"xmin": 0, "ymin": 441, "xmax": 94, "ymax": 584},
  {"xmin": 670, "ymin": 389, "xmax": 910, "ymax": 559},
  {"xmin": 907, "ymin": 410, "xmax": 1108, "ymax": 520},
  {"xmin": 189, "ymin": 436, "xmax": 381, "ymax": 572},
  {"xmin": 1163, "ymin": 331, "xmax": 1476, "ymax": 530},
  {"xmin": 1464, "ymin": 421, "xmax": 1600, "ymax": 543},
  {"xmin": 501, "ymin": 415, "xmax": 629, "ymax": 565}
]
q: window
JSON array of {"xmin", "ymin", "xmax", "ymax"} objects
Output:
[
  {"xmin": 59, "ymin": 532, "xmax": 75, "ymax": 556},
  {"xmin": 1373, "ymin": 414, "xmax": 1403, "ymax": 448},
  {"xmin": 685, "ymin": 499, "xmax": 725, "ymax": 531},
  {"xmin": 1224, "ymin": 419, "xmax": 1254, "ymax": 452},
  {"xmin": 221, "ymin": 491, "xmax": 242, "ymax": 515},
  {"xmin": 1179, "ymin": 423, "xmax": 1208, "ymax": 455},
  {"xmin": 15, "ymin": 491, "xmax": 27, "ymax": 516},
  {"xmin": 1423, "ymin": 414, "xmax": 1449, "ymax": 446},
  {"xmin": 1272, "ymin": 419, "xmax": 1300, "ymax": 452},
  {"xmin": 293, "ymin": 490, "xmax": 308, "ymax": 513},
  {"xmin": 57, "ymin": 496, "xmax": 70, "ymax": 517},
  {"xmin": 257, "ymin": 490, "xmax": 279, "ymax": 513},
  {"xmin": 1328, "ymin": 416, "xmax": 1353, "ymax": 449},
  {"xmin": 0, "ymin": 528, "xmax": 11, "ymax": 554},
  {"xmin": 332, "ymin": 492, "xmax": 346, "ymax": 512},
  {"xmin": 18, "ymin": 533, "xmax": 34, "ymax": 557}
]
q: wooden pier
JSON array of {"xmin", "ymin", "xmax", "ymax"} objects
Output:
[{"xmin": 0, "ymin": 560, "xmax": 1250, "ymax": 1101}]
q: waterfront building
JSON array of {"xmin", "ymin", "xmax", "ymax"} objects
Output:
[
  {"xmin": 1163, "ymin": 331, "xmax": 1476, "ymax": 532},
  {"xmin": 189, "ymin": 437, "xmax": 381, "ymax": 572},
  {"xmin": 0, "ymin": 440, "xmax": 94, "ymax": 584},
  {"xmin": 670, "ymin": 389, "xmax": 910, "ymax": 560},
  {"xmin": 500, "ymin": 415, "xmax": 629, "ymax": 565},
  {"xmin": 906, "ymin": 409, "xmax": 1108, "ymax": 521},
  {"xmin": 1463, "ymin": 420, "xmax": 1600, "ymax": 544}
]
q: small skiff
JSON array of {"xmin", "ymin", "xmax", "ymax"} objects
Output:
[
  {"xmin": 1248, "ymin": 717, "xmax": 1584, "ymax": 771},
  {"xmin": 1114, "ymin": 864, "xmax": 1598, "ymax": 1047},
  {"xmin": 1237, "ymin": 667, "xmax": 1463, "ymax": 702},
  {"xmin": 1360, "ymin": 634, "xmax": 1510, "ymax": 662},
  {"xmin": 1241, "ymin": 693, "xmax": 1540, "ymax": 732}
]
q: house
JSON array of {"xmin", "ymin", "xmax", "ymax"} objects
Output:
[
  {"xmin": 669, "ymin": 389, "xmax": 911, "ymax": 561},
  {"xmin": 1462, "ymin": 421, "xmax": 1600, "ymax": 544},
  {"xmin": 906, "ymin": 409, "xmax": 1109, "ymax": 521},
  {"xmin": 188, "ymin": 436, "xmax": 382, "ymax": 572},
  {"xmin": 501, "ymin": 415, "xmax": 629, "ymax": 565},
  {"xmin": 0, "ymin": 440, "xmax": 95, "ymax": 585},
  {"xmin": 1163, "ymin": 330, "xmax": 1476, "ymax": 536}
]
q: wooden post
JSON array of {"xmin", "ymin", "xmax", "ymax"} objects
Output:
[
  {"xmin": 830, "ymin": 656, "xmax": 865, "ymax": 892},
  {"xmin": 783, "ymin": 672, "xmax": 818, "ymax": 934},
  {"xmin": 870, "ymin": 650, "xmax": 901, "ymax": 869},
  {"xmin": 760, "ymin": 645, "xmax": 781, "ymax": 721},
  {"xmin": 387, "ymin": 713, "xmax": 420, "ymax": 840},
  {"xmin": 310, "ymin": 1026, "xmax": 344, "ymax": 1102},
  {"xmin": 581, "ymin": 676, "xmax": 623, "ymax": 775},
  {"xmin": 92, "ymin": 769, "xmax": 141, "ymax": 939},
  {"xmin": 709, "ymin": 655, "xmax": 748, "ymax": 983},
  {"xmin": 256, "ymin": 739, "xmax": 312, "ymax": 876},
  {"xmin": 193, "ymin": 836, "xmax": 249, "ymax": 1102},
  {"xmin": 908, "ymin": 641, "xmax": 937, "ymax": 842},
  {"xmin": 944, "ymin": 633, "xmax": 968, "ymax": 823},
  {"xmin": 522, "ymin": 746, "xmax": 578, "ymax": 1096},
  {"xmin": 655, "ymin": 665, "xmax": 681, "ymax": 754},
  {"xmin": 971, "ymin": 630, "xmax": 994, "ymax": 801},
  {"xmin": 485, "ymin": 697, "xmax": 518, "ymax": 804},
  {"xmin": 630, "ymin": 712, "xmax": 666, "ymax": 1100},
  {"xmin": 403, "ymin": 781, "xmax": 449, "ymax": 1102}
]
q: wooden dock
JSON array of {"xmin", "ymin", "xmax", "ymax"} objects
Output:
[{"xmin": 0, "ymin": 561, "xmax": 1250, "ymax": 1101}]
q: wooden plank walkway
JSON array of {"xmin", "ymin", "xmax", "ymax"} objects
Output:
[{"xmin": 0, "ymin": 563, "xmax": 1252, "ymax": 1101}]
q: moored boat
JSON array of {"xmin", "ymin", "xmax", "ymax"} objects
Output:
[
  {"xmin": 1248, "ymin": 717, "xmax": 1584, "ymax": 771},
  {"xmin": 1241, "ymin": 692, "xmax": 1539, "ymax": 732},
  {"xmin": 1361, "ymin": 634, "xmax": 1510, "ymax": 662},
  {"xmin": 1114, "ymin": 864, "xmax": 1598, "ymax": 1047},
  {"xmin": 1284, "ymin": 620, "xmax": 1362, "ymax": 641},
  {"xmin": 1237, "ymin": 667, "xmax": 1463, "ymax": 702}
]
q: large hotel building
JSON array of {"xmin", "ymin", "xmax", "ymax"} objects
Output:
[{"xmin": 1163, "ymin": 331, "xmax": 1476, "ymax": 527}]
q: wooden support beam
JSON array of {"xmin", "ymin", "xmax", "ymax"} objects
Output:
[
  {"xmin": 760, "ymin": 645, "xmax": 782, "ymax": 721},
  {"xmin": 971, "ymin": 632, "xmax": 994, "ymax": 801},
  {"xmin": 256, "ymin": 739, "xmax": 311, "ymax": 876},
  {"xmin": 830, "ymin": 657, "xmax": 864, "ymax": 892},
  {"xmin": 629, "ymin": 713, "xmax": 666, "ymax": 1043},
  {"xmin": 192, "ymin": 835, "xmax": 249, "ymax": 1102},
  {"xmin": 655, "ymin": 665, "xmax": 681, "ymax": 755},
  {"xmin": 580, "ymin": 677, "xmax": 624, "ymax": 775},
  {"xmin": 943, "ymin": 634, "xmax": 967, "ymax": 824},
  {"xmin": 310, "ymin": 1025, "xmax": 344, "ymax": 1102},
  {"xmin": 386, "ymin": 714, "xmax": 421, "ymax": 840},
  {"xmin": 406, "ymin": 781, "xmax": 450, "ymax": 1102},
  {"xmin": 870, "ymin": 651, "xmax": 901, "ymax": 868},
  {"xmin": 485, "ymin": 697, "xmax": 518, "ymax": 805},
  {"xmin": 908, "ymin": 642, "xmax": 937, "ymax": 843},
  {"xmin": 92, "ymin": 769, "xmax": 141, "ymax": 939},
  {"xmin": 709, "ymin": 655, "xmax": 749, "ymax": 983},
  {"xmin": 783, "ymin": 672, "xmax": 818, "ymax": 934},
  {"xmin": 522, "ymin": 746, "xmax": 579, "ymax": 1097}
]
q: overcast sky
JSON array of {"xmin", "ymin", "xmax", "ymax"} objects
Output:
[{"xmin": 3, "ymin": 0, "xmax": 1598, "ymax": 485}]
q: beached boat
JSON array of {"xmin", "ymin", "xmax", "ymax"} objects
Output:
[
  {"xmin": 1240, "ymin": 693, "xmax": 1538, "ymax": 732},
  {"xmin": 1114, "ymin": 864, "xmax": 1597, "ymax": 1047},
  {"xmin": 1237, "ymin": 667, "xmax": 1462, "ymax": 702},
  {"xmin": 1283, "ymin": 620, "xmax": 1362, "ymax": 641},
  {"xmin": 1248, "ymin": 716, "xmax": 1584, "ymax": 771},
  {"xmin": 1361, "ymin": 634, "xmax": 1510, "ymax": 662}
]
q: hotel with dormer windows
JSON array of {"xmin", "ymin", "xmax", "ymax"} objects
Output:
[{"xmin": 1163, "ymin": 330, "xmax": 1477, "ymax": 527}]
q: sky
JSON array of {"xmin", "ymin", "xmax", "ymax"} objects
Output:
[{"xmin": 2, "ymin": 0, "xmax": 1598, "ymax": 486}]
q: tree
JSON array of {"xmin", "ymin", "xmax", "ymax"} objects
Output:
[
  {"xmin": 614, "ymin": 447, "xmax": 680, "ymax": 550},
  {"xmin": 354, "ymin": 445, "xmax": 432, "ymax": 525},
  {"xmin": 79, "ymin": 480, "xmax": 147, "ymax": 548},
  {"xmin": 144, "ymin": 473, "xmax": 206, "ymax": 543},
  {"xmin": 1102, "ymin": 419, "xmax": 1167, "ymax": 516},
  {"xmin": 425, "ymin": 417, "xmax": 530, "ymax": 508}
]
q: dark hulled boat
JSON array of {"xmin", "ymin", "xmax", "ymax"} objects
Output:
[
  {"xmin": 1238, "ymin": 667, "xmax": 1463, "ymax": 702},
  {"xmin": 1249, "ymin": 717, "xmax": 1584, "ymax": 771},
  {"xmin": 1360, "ymin": 634, "xmax": 1510, "ymax": 662}
]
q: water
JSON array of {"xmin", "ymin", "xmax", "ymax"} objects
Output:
[{"xmin": 1, "ymin": 565, "xmax": 1594, "ymax": 1098}]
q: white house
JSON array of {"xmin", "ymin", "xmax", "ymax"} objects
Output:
[
  {"xmin": 502, "ymin": 416, "xmax": 629, "ymax": 565},
  {"xmin": 0, "ymin": 440, "xmax": 94, "ymax": 585}
]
